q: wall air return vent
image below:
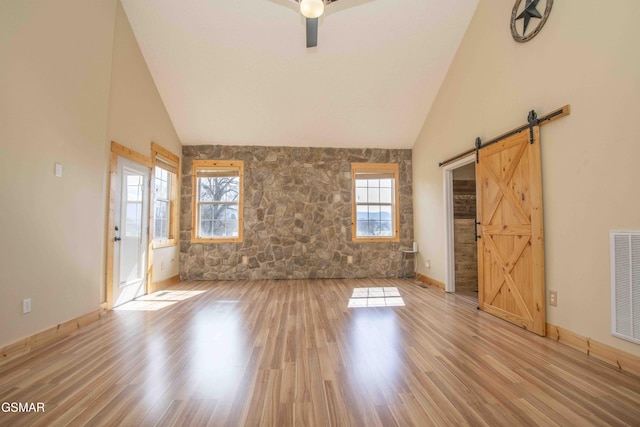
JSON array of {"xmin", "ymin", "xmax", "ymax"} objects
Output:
[{"xmin": 610, "ymin": 231, "xmax": 640, "ymax": 344}]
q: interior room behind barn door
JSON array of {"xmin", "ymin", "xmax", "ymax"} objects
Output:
[{"xmin": 452, "ymin": 162, "xmax": 478, "ymax": 302}]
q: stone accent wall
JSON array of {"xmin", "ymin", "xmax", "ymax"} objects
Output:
[{"xmin": 180, "ymin": 145, "xmax": 413, "ymax": 280}]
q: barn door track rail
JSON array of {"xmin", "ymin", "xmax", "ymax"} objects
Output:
[{"xmin": 439, "ymin": 105, "xmax": 570, "ymax": 168}]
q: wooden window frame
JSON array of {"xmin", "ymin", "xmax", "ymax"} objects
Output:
[
  {"xmin": 191, "ymin": 160, "xmax": 244, "ymax": 243},
  {"xmin": 151, "ymin": 142, "xmax": 179, "ymax": 249},
  {"xmin": 154, "ymin": 167, "xmax": 171, "ymax": 239},
  {"xmin": 351, "ymin": 162, "xmax": 400, "ymax": 243}
]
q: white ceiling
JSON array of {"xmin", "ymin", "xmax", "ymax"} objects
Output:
[{"xmin": 121, "ymin": 0, "xmax": 478, "ymax": 149}]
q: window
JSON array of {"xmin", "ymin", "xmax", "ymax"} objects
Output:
[
  {"xmin": 154, "ymin": 167, "xmax": 171, "ymax": 239},
  {"xmin": 352, "ymin": 163, "xmax": 400, "ymax": 242},
  {"xmin": 192, "ymin": 160, "xmax": 244, "ymax": 242},
  {"xmin": 152, "ymin": 143, "xmax": 179, "ymax": 248}
]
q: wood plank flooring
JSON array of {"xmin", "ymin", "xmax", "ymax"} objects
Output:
[{"xmin": 1, "ymin": 278, "xmax": 639, "ymax": 426}]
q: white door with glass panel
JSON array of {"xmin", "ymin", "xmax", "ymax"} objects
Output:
[{"xmin": 113, "ymin": 157, "xmax": 149, "ymax": 307}]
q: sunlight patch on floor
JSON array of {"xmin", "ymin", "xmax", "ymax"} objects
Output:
[
  {"xmin": 115, "ymin": 290, "xmax": 206, "ymax": 311},
  {"xmin": 348, "ymin": 287, "xmax": 405, "ymax": 308}
]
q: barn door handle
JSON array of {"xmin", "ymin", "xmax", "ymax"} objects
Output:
[{"xmin": 475, "ymin": 220, "xmax": 481, "ymax": 241}]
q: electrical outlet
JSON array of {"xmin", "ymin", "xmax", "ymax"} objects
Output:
[
  {"xmin": 347, "ymin": 255, "xmax": 353, "ymax": 264},
  {"xmin": 23, "ymin": 298, "xmax": 31, "ymax": 314},
  {"xmin": 549, "ymin": 290, "xmax": 557, "ymax": 307},
  {"xmin": 242, "ymin": 256, "xmax": 248, "ymax": 265},
  {"xmin": 425, "ymin": 260, "xmax": 431, "ymax": 269}
]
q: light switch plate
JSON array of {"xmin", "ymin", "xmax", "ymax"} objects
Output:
[{"xmin": 54, "ymin": 162, "xmax": 63, "ymax": 177}]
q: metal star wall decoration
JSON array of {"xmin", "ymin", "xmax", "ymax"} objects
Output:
[
  {"xmin": 516, "ymin": 0, "xmax": 542, "ymax": 35},
  {"xmin": 511, "ymin": 0, "xmax": 553, "ymax": 43}
]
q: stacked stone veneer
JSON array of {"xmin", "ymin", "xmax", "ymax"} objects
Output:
[{"xmin": 180, "ymin": 145, "xmax": 413, "ymax": 280}]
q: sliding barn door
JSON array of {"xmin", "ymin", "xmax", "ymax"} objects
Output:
[{"xmin": 476, "ymin": 127, "xmax": 546, "ymax": 336}]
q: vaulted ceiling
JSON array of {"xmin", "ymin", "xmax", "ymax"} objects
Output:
[{"xmin": 121, "ymin": 0, "xmax": 479, "ymax": 149}]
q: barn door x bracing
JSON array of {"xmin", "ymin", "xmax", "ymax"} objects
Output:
[{"xmin": 476, "ymin": 127, "xmax": 546, "ymax": 336}]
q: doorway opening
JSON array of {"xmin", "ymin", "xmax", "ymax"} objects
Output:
[
  {"xmin": 106, "ymin": 142, "xmax": 153, "ymax": 310},
  {"xmin": 443, "ymin": 154, "xmax": 478, "ymax": 302},
  {"xmin": 452, "ymin": 163, "xmax": 477, "ymax": 302}
]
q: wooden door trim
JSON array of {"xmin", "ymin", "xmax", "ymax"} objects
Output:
[{"xmin": 105, "ymin": 141, "xmax": 152, "ymax": 310}]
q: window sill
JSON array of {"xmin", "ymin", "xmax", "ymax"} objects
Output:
[
  {"xmin": 153, "ymin": 239, "xmax": 177, "ymax": 249},
  {"xmin": 353, "ymin": 236, "xmax": 400, "ymax": 243},
  {"xmin": 191, "ymin": 237, "xmax": 243, "ymax": 244}
]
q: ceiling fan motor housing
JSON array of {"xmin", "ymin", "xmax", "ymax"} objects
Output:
[{"xmin": 300, "ymin": 0, "xmax": 325, "ymax": 18}]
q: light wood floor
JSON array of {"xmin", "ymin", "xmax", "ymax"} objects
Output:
[
  {"xmin": 1, "ymin": 278, "xmax": 639, "ymax": 426},
  {"xmin": 454, "ymin": 288, "xmax": 478, "ymax": 304}
]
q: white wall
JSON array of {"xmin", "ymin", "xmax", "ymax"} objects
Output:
[
  {"xmin": 413, "ymin": 0, "xmax": 640, "ymax": 356},
  {"xmin": 0, "ymin": 0, "xmax": 181, "ymax": 348},
  {"xmin": 0, "ymin": 0, "xmax": 117, "ymax": 346}
]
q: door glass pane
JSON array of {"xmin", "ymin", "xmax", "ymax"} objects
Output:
[
  {"xmin": 125, "ymin": 202, "xmax": 142, "ymax": 237},
  {"xmin": 120, "ymin": 169, "xmax": 146, "ymax": 287},
  {"xmin": 125, "ymin": 173, "xmax": 144, "ymax": 238},
  {"xmin": 127, "ymin": 175, "xmax": 143, "ymax": 202}
]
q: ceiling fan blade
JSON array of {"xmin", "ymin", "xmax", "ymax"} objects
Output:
[{"xmin": 306, "ymin": 17, "xmax": 318, "ymax": 48}]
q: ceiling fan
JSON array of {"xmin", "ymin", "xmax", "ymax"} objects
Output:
[{"xmin": 295, "ymin": 0, "xmax": 339, "ymax": 48}]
